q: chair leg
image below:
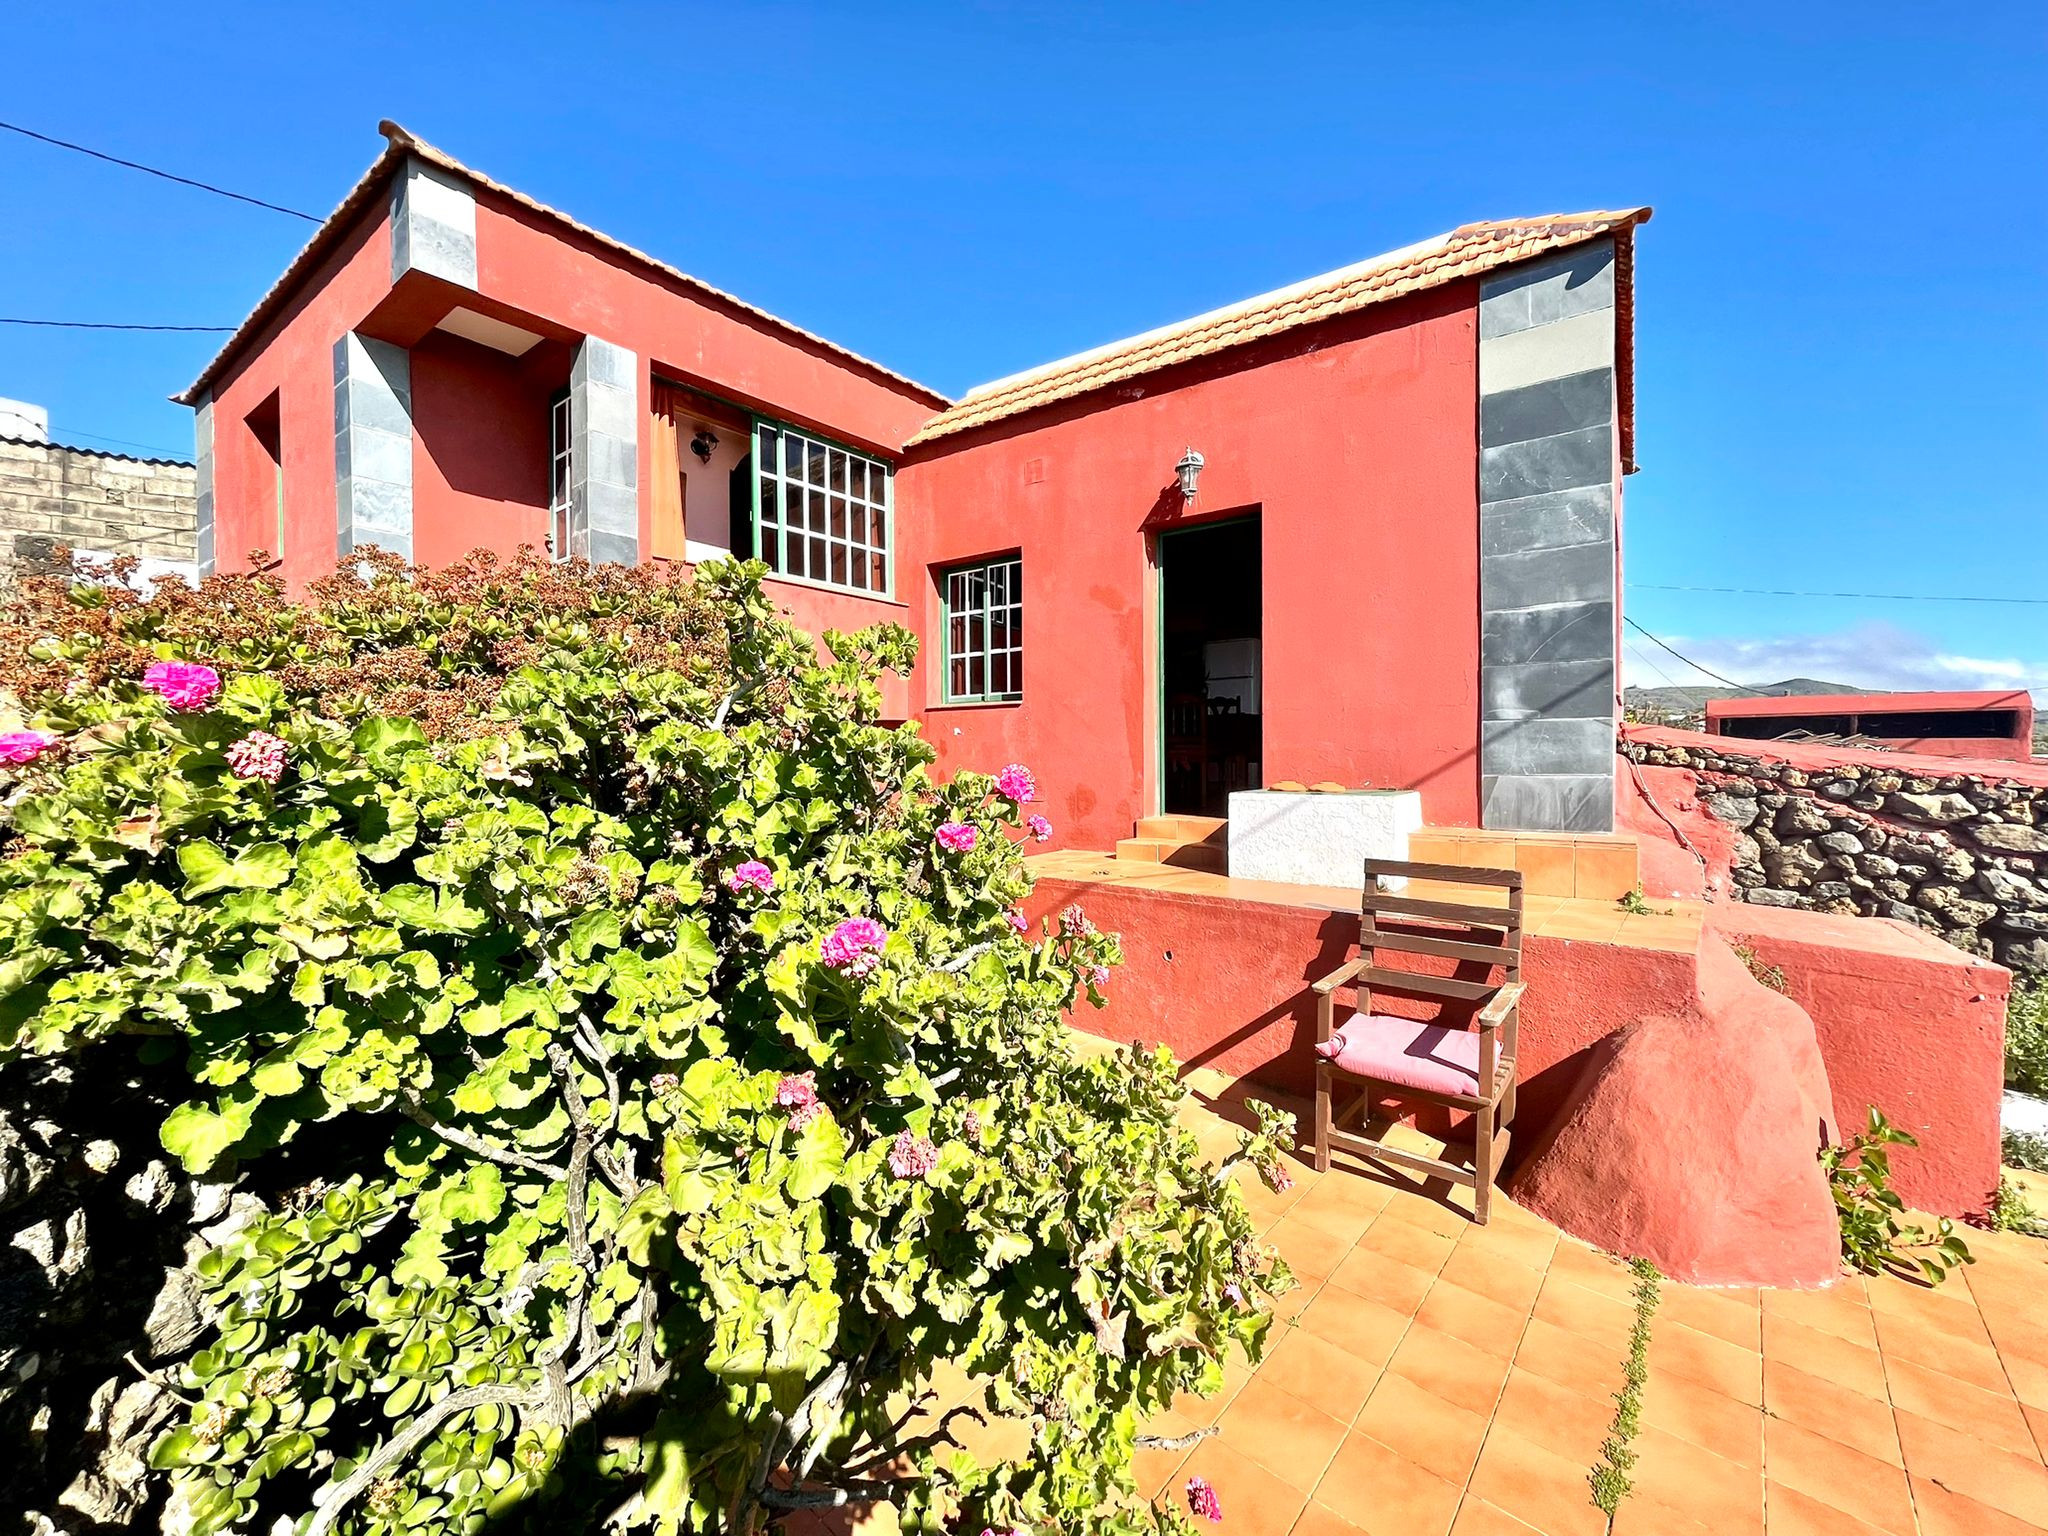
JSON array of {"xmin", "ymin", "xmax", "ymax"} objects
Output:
[
  {"xmin": 1473, "ymin": 1099, "xmax": 1496, "ymax": 1226},
  {"xmin": 1314, "ymin": 1064, "xmax": 1332, "ymax": 1173}
]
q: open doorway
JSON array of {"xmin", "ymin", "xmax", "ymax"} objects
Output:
[{"xmin": 1160, "ymin": 515, "xmax": 1262, "ymax": 816}]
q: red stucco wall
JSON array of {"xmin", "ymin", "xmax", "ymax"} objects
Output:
[{"xmin": 899, "ymin": 284, "xmax": 1484, "ymax": 852}]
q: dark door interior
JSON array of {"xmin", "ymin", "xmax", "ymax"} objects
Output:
[{"xmin": 1161, "ymin": 516, "xmax": 1262, "ymax": 816}]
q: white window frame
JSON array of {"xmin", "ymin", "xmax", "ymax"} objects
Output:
[
  {"xmin": 548, "ymin": 391, "xmax": 573, "ymax": 561},
  {"xmin": 942, "ymin": 555, "xmax": 1023, "ymax": 703},
  {"xmin": 753, "ymin": 420, "xmax": 892, "ymax": 596}
]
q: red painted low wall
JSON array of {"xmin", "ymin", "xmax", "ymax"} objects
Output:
[{"xmin": 1705, "ymin": 903, "xmax": 2008, "ymax": 1217}]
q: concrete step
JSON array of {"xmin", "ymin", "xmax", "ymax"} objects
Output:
[
  {"xmin": 1161, "ymin": 842, "xmax": 1227, "ymax": 873},
  {"xmin": 1115, "ymin": 838, "xmax": 1169, "ymax": 863},
  {"xmin": 1135, "ymin": 814, "xmax": 1229, "ymax": 845}
]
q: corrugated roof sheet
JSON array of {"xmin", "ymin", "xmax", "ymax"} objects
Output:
[
  {"xmin": 177, "ymin": 122, "xmax": 949, "ymax": 408},
  {"xmin": 906, "ymin": 209, "xmax": 1650, "ymax": 453},
  {"xmin": 0, "ymin": 434, "xmax": 193, "ymax": 469}
]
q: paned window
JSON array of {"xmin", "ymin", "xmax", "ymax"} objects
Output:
[
  {"xmin": 943, "ymin": 556, "xmax": 1023, "ymax": 703},
  {"xmin": 754, "ymin": 421, "xmax": 891, "ymax": 593},
  {"xmin": 549, "ymin": 391, "xmax": 573, "ymax": 561}
]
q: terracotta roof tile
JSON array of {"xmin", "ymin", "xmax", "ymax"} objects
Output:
[
  {"xmin": 906, "ymin": 209, "xmax": 1651, "ymax": 452},
  {"xmin": 177, "ymin": 122, "xmax": 948, "ymax": 409}
]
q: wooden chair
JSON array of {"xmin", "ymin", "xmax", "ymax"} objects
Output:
[{"xmin": 1311, "ymin": 857, "xmax": 1525, "ymax": 1224}]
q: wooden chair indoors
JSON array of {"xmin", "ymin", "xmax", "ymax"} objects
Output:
[{"xmin": 1310, "ymin": 857, "xmax": 1525, "ymax": 1224}]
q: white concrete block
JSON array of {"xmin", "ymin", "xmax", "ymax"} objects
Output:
[{"xmin": 1228, "ymin": 789, "xmax": 1423, "ymax": 889}]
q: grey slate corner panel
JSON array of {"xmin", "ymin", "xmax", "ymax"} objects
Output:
[
  {"xmin": 1477, "ymin": 239, "xmax": 1620, "ymax": 833},
  {"xmin": 192, "ymin": 392, "xmax": 216, "ymax": 576},
  {"xmin": 390, "ymin": 156, "xmax": 478, "ymax": 288},
  {"xmin": 569, "ymin": 337, "xmax": 639, "ymax": 565},
  {"xmin": 333, "ymin": 333, "xmax": 414, "ymax": 561}
]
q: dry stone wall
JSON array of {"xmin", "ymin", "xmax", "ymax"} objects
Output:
[{"xmin": 1624, "ymin": 736, "xmax": 2048, "ymax": 973}]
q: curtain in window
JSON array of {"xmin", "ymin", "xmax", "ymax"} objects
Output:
[{"xmin": 648, "ymin": 382, "xmax": 690, "ymax": 561}]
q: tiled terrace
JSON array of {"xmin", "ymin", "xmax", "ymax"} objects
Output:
[{"xmin": 829, "ymin": 1061, "xmax": 2048, "ymax": 1536}]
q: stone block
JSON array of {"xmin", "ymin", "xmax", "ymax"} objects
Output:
[
  {"xmin": 1478, "ymin": 240, "xmax": 1615, "ymax": 340},
  {"xmin": 1480, "ymin": 367, "xmax": 1614, "ymax": 449},
  {"xmin": 1480, "ymin": 657, "xmax": 1613, "ymax": 722},
  {"xmin": 1478, "ymin": 307, "xmax": 1614, "ymax": 394},
  {"xmin": 1479, "ymin": 772, "xmax": 1614, "ymax": 833},
  {"xmin": 586, "ymin": 530, "xmax": 637, "ymax": 567},
  {"xmin": 1226, "ymin": 788, "xmax": 1421, "ymax": 888},
  {"xmin": 1481, "ymin": 599, "xmax": 1614, "ymax": 666},
  {"xmin": 1481, "ymin": 540, "xmax": 1613, "ymax": 613},
  {"xmin": 1482, "ymin": 717, "xmax": 1616, "ymax": 777},
  {"xmin": 1479, "ymin": 422, "xmax": 1614, "ymax": 502}
]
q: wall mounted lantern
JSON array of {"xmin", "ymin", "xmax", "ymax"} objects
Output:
[
  {"xmin": 1174, "ymin": 446, "xmax": 1205, "ymax": 500},
  {"xmin": 690, "ymin": 429, "xmax": 720, "ymax": 464}
]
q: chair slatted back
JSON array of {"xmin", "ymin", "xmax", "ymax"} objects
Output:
[{"xmin": 1359, "ymin": 857, "xmax": 1522, "ymax": 1004}]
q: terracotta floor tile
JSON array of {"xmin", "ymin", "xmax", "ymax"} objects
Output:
[
  {"xmin": 1909, "ymin": 1471, "xmax": 2048, "ymax": 1536},
  {"xmin": 2024, "ymin": 1400, "xmax": 2048, "ymax": 1454},
  {"xmin": 1298, "ymin": 1285, "xmax": 1416, "ymax": 1368},
  {"xmin": 1353, "ymin": 1372, "xmax": 1492, "ymax": 1486},
  {"xmin": 1288, "ymin": 1176, "xmax": 1395, "ymax": 1240},
  {"xmin": 1132, "ymin": 1411, "xmax": 1196, "ymax": 1499},
  {"xmin": 2001, "ymin": 1349, "xmax": 2048, "ymax": 1411},
  {"xmin": 1455, "ymin": 1215, "xmax": 1559, "ymax": 1276},
  {"xmin": 1865, "ymin": 1270, "xmax": 1993, "ymax": 1345},
  {"xmin": 1217, "ymin": 1375, "xmax": 1352, "ymax": 1494},
  {"xmin": 1531, "ymin": 1272, "xmax": 1636, "ymax": 1346},
  {"xmin": 1269, "ymin": 1274, "xmax": 1324, "ymax": 1325},
  {"xmin": 1414, "ymin": 1276, "xmax": 1532, "ymax": 1360},
  {"xmin": 1762, "ymin": 1312, "xmax": 1889, "ymax": 1400},
  {"xmin": 1312, "ymin": 1432, "xmax": 1462, "ymax": 1536},
  {"xmin": 1609, "ymin": 1490, "xmax": 1720, "ymax": 1536},
  {"xmin": 1176, "ymin": 1436, "xmax": 1312, "ymax": 1536},
  {"xmin": 1659, "ymin": 1283, "xmax": 1763, "ymax": 1351},
  {"xmin": 1872, "ymin": 1306, "xmax": 2013, "ymax": 1395},
  {"xmin": 1257, "ymin": 1324, "xmax": 1382, "ymax": 1426},
  {"xmin": 1761, "ymin": 1281, "xmax": 1878, "ymax": 1349},
  {"xmin": 1492, "ymin": 1365, "xmax": 1613, "ymax": 1467},
  {"xmin": 1650, "ymin": 1318, "xmax": 1764, "ymax": 1407},
  {"xmin": 1762, "ymin": 1357, "xmax": 1902, "ymax": 1466},
  {"xmin": 1893, "ymin": 1405, "xmax": 2048, "ymax": 1527},
  {"xmin": 1763, "ymin": 1478, "xmax": 1900, "ymax": 1536},
  {"xmin": 1440, "ymin": 1240, "xmax": 1548, "ymax": 1311},
  {"xmin": 1357, "ymin": 1211, "xmax": 1458, "ymax": 1273},
  {"xmin": 1643, "ymin": 1371, "xmax": 1765, "ymax": 1468},
  {"xmin": 1882, "ymin": 1352, "xmax": 2036, "ymax": 1457},
  {"xmin": 1446, "ymin": 1499, "xmax": 1541, "ymax": 1536},
  {"xmin": 1270, "ymin": 1213, "xmax": 1364, "ymax": 1281},
  {"xmin": 1386, "ymin": 1320, "xmax": 1514, "ymax": 1419},
  {"xmin": 1379, "ymin": 1191, "xmax": 1476, "ymax": 1241},
  {"xmin": 1289, "ymin": 1500, "xmax": 1371, "ymax": 1536},
  {"xmin": 1761, "ymin": 1416, "xmax": 1917, "ymax": 1535},
  {"xmin": 1631, "ymin": 1424, "xmax": 1765, "ymax": 1534},
  {"xmin": 1465, "ymin": 1428, "xmax": 1609, "ymax": 1536},
  {"xmin": 1545, "ymin": 1237, "xmax": 1636, "ymax": 1299},
  {"xmin": 1326, "ymin": 1245, "xmax": 1437, "ymax": 1316},
  {"xmin": 1512, "ymin": 1315, "xmax": 1627, "ymax": 1401}
]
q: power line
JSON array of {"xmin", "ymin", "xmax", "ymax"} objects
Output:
[
  {"xmin": 0, "ymin": 119, "xmax": 320, "ymax": 222},
  {"xmin": 1, "ymin": 317, "xmax": 232, "ymax": 332},
  {"xmin": 1622, "ymin": 638, "xmax": 1680, "ymax": 690},
  {"xmin": 1628, "ymin": 581, "xmax": 2048, "ymax": 607},
  {"xmin": 1622, "ymin": 615, "xmax": 1782, "ymax": 697}
]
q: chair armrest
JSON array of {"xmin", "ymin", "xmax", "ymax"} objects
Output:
[
  {"xmin": 1311, "ymin": 956, "xmax": 1368, "ymax": 996},
  {"xmin": 1475, "ymin": 981, "xmax": 1526, "ymax": 1030}
]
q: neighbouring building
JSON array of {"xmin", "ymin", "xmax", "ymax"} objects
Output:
[
  {"xmin": 1705, "ymin": 689, "xmax": 2038, "ymax": 762},
  {"xmin": 180, "ymin": 120, "xmax": 1649, "ymax": 847},
  {"xmin": 0, "ymin": 399, "xmax": 199, "ymax": 584}
]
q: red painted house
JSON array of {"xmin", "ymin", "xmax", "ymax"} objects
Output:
[
  {"xmin": 181, "ymin": 121, "xmax": 1650, "ymax": 849},
  {"xmin": 1705, "ymin": 689, "xmax": 2037, "ymax": 762}
]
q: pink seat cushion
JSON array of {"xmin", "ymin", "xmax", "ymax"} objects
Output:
[{"xmin": 1314, "ymin": 1012, "xmax": 1482, "ymax": 1097}]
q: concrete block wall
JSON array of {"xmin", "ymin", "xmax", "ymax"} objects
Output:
[
  {"xmin": 0, "ymin": 435, "xmax": 198, "ymax": 579},
  {"xmin": 334, "ymin": 333, "xmax": 415, "ymax": 560},
  {"xmin": 1476, "ymin": 240, "xmax": 1622, "ymax": 832}
]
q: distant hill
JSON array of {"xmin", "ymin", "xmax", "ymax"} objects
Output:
[{"xmin": 1624, "ymin": 677, "xmax": 1867, "ymax": 717}]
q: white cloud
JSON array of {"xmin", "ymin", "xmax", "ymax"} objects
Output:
[{"xmin": 1623, "ymin": 619, "xmax": 2048, "ymax": 701}]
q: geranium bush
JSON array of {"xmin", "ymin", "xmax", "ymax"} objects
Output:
[{"xmin": 0, "ymin": 550, "xmax": 1293, "ymax": 1534}]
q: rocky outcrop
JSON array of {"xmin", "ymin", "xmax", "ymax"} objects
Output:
[{"xmin": 1624, "ymin": 735, "xmax": 2048, "ymax": 972}]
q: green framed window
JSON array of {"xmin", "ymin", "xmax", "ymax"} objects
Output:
[
  {"xmin": 942, "ymin": 555, "xmax": 1022, "ymax": 703},
  {"xmin": 753, "ymin": 420, "xmax": 892, "ymax": 594}
]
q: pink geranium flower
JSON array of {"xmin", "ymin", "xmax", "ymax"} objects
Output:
[
  {"xmin": 775, "ymin": 1072, "xmax": 824, "ymax": 1127},
  {"xmin": 1087, "ymin": 965, "xmax": 1110, "ymax": 988},
  {"xmin": 0, "ymin": 730, "xmax": 55, "ymax": 765},
  {"xmin": 1059, "ymin": 904, "xmax": 1095, "ymax": 938},
  {"xmin": 724, "ymin": 859, "xmax": 774, "ymax": 895},
  {"xmin": 1025, "ymin": 814, "xmax": 1052, "ymax": 842},
  {"xmin": 143, "ymin": 660, "xmax": 221, "ymax": 712},
  {"xmin": 224, "ymin": 730, "xmax": 289, "ymax": 783},
  {"xmin": 936, "ymin": 821, "xmax": 978, "ymax": 853},
  {"xmin": 1186, "ymin": 1475, "xmax": 1223, "ymax": 1522},
  {"xmin": 888, "ymin": 1130, "xmax": 939, "ymax": 1181},
  {"xmin": 1223, "ymin": 1282, "xmax": 1245, "ymax": 1307},
  {"xmin": 1005, "ymin": 907, "xmax": 1030, "ymax": 935},
  {"xmin": 994, "ymin": 763, "xmax": 1036, "ymax": 804},
  {"xmin": 962, "ymin": 1108, "xmax": 983, "ymax": 1140},
  {"xmin": 820, "ymin": 916, "xmax": 887, "ymax": 976}
]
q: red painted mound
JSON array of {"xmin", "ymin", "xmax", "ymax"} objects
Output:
[{"xmin": 1507, "ymin": 939, "xmax": 1843, "ymax": 1288}]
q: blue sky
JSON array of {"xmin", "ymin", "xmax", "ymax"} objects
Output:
[{"xmin": 4, "ymin": 2, "xmax": 2043, "ymax": 697}]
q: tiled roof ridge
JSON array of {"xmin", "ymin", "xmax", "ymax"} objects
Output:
[
  {"xmin": 906, "ymin": 208, "xmax": 1651, "ymax": 448},
  {"xmin": 176, "ymin": 122, "xmax": 951, "ymax": 408},
  {"xmin": 0, "ymin": 433, "xmax": 193, "ymax": 469}
]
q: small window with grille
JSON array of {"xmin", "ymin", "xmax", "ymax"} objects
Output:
[{"xmin": 941, "ymin": 555, "xmax": 1023, "ymax": 703}]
